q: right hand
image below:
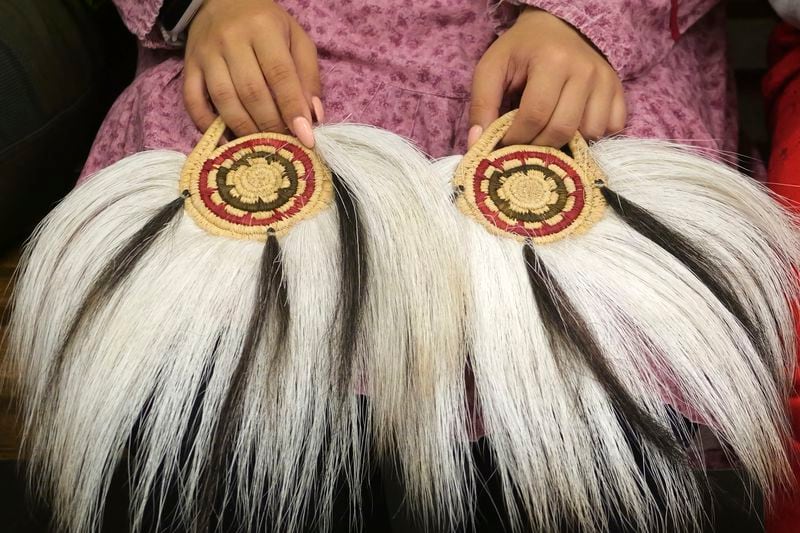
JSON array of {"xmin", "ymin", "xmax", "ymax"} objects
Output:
[
  {"xmin": 469, "ymin": 7, "xmax": 626, "ymax": 149},
  {"xmin": 184, "ymin": 0, "xmax": 322, "ymax": 147}
]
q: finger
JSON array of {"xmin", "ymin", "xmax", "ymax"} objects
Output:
[
  {"xmin": 502, "ymin": 66, "xmax": 567, "ymax": 146},
  {"xmin": 531, "ymin": 77, "xmax": 591, "ymax": 147},
  {"xmin": 468, "ymin": 55, "xmax": 506, "ymax": 145},
  {"xmin": 607, "ymin": 86, "xmax": 627, "ymax": 134},
  {"xmin": 579, "ymin": 72, "xmax": 616, "ymax": 141},
  {"xmin": 289, "ymin": 24, "xmax": 321, "ymax": 104},
  {"xmin": 183, "ymin": 61, "xmax": 217, "ymax": 132},
  {"xmin": 203, "ymin": 56, "xmax": 258, "ymax": 137},
  {"xmin": 253, "ymin": 37, "xmax": 315, "ymax": 146},
  {"xmin": 224, "ymin": 45, "xmax": 286, "ymax": 133}
]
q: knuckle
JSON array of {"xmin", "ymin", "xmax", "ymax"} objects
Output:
[
  {"xmin": 262, "ymin": 122, "xmax": 287, "ymax": 134},
  {"xmin": 520, "ymin": 105, "xmax": 550, "ymax": 129},
  {"xmin": 209, "ymin": 84, "xmax": 236, "ymax": 104},
  {"xmin": 184, "ymin": 96, "xmax": 204, "ymax": 115},
  {"xmin": 216, "ymin": 28, "xmax": 239, "ymax": 47},
  {"xmin": 470, "ymin": 85, "xmax": 499, "ymax": 111},
  {"xmin": 295, "ymin": 28, "xmax": 318, "ymax": 54},
  {"xmin": 599, "ymin": 65, "xmax": 617, "ymax": 82},
  {"xmin": 597, "ymin": 70, "xmax": 619, "ymax": 91},
  {"xmin": 581, "ymin": 124, "xmax": 604, "ymax": 140},
  {"xmin": 229, "ymin": 117, "xmax": 254, "ymax": 135},
  {"xmin": 504, "ymin": 130, "xmax": 529, "ymax": 145},
  {"xmin": 540, "ymin": 123, "xmax": 577, "ymax": 146},
  {"xmin": 238, "ymin": 81, "xmax": 264, "ymax": 104},
  {"xmin": 266, "ymin": 62, "xmax": 294, "ymax": 85},
  {"xmin": 251, "ymin": 12, "xmax": 273, "ymax": 27},
  {"xmin": 550, "ymin": 121, "xmax": 577, "ymax": 139},
  {"xmin": 256, "ymin": 116, "xmax": 285, "ymax": 132},
  {"xmin": 469, "ymin": 99, "xmax": 492, "ymax": 116},
  {"xmin": 545, "ymin": 47, "xmax": 570, "ymax": 66},
  {"xmin": 193, "ymin": 47, "xmax": 214, "ymax": 62},
  {"xmin": 519, "ymin": 100, "xmax": 553, "ymax": 129},
  {"xmin": 581, "ymin": 63, "xmax": 598, "ymax": 82}
]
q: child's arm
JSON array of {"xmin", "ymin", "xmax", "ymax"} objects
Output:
[{"xmin": 470, "ymin": 0, "xmax": 721, "ymax": 148}]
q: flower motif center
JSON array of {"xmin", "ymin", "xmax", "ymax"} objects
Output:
[
  {"xmin": 228, "ymin": 159, "xmax": 289, "ymax": 205},
  {"xmin": 497, "ymin": 169, "xmax": 558, "ymax": 214}
]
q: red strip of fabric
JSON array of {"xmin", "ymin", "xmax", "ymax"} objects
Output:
[
  {"xmin": 764, "ymin": 24, "xmax": 800, "ymax": 533},
  {"xmin": 669, "ymin": 0, "xmax": 680, "ymax": 42}
]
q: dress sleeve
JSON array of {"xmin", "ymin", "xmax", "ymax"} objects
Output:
[
  {"xmin": 496, "ymin": 0, "xmax": 721, "ymax": 80},
  {"xmin": 112, "ymin": 0, "xmax": 170, "ymax": 49}
]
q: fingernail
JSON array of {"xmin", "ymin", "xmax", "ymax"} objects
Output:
[
  {"xmin": 467, "ymin": 125, "xmax": 483, "ymax": 148},
  {"xmin": 311, "ymin": 96, "xmax": 325, "ymax": 124},
  {"xmin": 292, "ymin": 116, "xmax": 315, "ymax": 148}
]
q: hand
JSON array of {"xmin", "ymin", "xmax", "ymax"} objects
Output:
[
  {"xmin": 184, "ymin": 0, "xmax": 323, "ymax": 147},
  {"xmin": 469, "ymin": 8, "xmax": 626, "ymax": 148}
]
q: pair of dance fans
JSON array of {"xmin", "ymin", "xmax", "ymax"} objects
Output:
[{"xmin": 9, "ymin": 110, "xmax": 800, "ymax": 532}]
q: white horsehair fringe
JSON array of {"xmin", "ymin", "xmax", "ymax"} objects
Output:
[{"xmin": 7, "ymin": 113, "xmax": 800, "ymax": 533}]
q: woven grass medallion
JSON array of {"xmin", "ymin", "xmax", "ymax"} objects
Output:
[
  {"xmin": 180, "ymin": 119, "xmax": 333, "ymax": 240},
  {"xmin": 454, "ymin": 115, "xmax": 606, "ymax": 244}
]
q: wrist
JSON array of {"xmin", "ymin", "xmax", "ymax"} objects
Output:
[{"xmin": 514, "ymin": 5, "xmax": 609, "ymax": 65}]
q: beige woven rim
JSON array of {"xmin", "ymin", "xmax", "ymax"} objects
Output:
[
  {"xmin": 453, "ymin": 110, "xmax": 607, "ymax": 244},
  {"xmin": 179, "ymin": 118, "xmax": 333, "ymax": 241}
]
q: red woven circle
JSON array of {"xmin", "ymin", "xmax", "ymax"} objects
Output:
[
  {"xmin": 197, "ymin": 137, "xmax": 317, "ymax": 228},
  {"xmin": 472, "ymin": 150, "xmax": 587, "ymax": 238}
]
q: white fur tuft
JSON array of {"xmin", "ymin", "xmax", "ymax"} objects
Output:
[{"xmin": 435, "ymin": 138, "xmax": 799, "ymax": 531}]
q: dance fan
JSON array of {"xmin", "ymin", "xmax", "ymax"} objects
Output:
[
  {"xmin": 8, "ymin": 119, "xmax": 466, "ymax": 533},
  {"xmin": 426, "ymin": 110, "xmax": 800, "ymax": 532}
]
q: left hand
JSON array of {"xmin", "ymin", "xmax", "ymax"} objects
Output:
[{"xmin": 468, "ymin": 7, "xmax": 627, "ymax": 148}]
